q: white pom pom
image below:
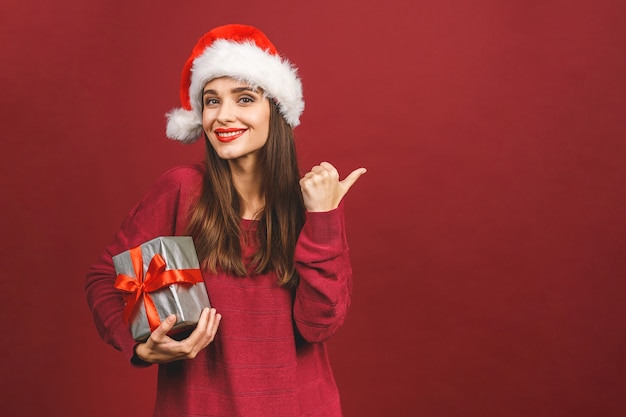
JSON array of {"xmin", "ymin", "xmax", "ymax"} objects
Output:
[{"xmin": 165, "ymin": 108, "xmax": 203, "ymax": 143}]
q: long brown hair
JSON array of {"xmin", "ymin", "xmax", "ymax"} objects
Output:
[{"xmin": 186, "ymin": 100, "xmax": 306, "ymax": 287}]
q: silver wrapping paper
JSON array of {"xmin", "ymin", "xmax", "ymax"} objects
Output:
[{"xmin": 112, "ymin": 236, "xmax": 211, "ymax": 341}]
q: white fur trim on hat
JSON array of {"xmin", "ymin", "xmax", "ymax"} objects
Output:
[{"xmin": 166, "ymin": 39, "xmax": 304, "ymax": 143}]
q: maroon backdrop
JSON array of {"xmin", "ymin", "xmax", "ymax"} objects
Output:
[{"xmin": 2, "ymin": 0, "xmax": 625, "ymax": 416}]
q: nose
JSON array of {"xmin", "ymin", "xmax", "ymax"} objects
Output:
[{"xmin": 216, "ymin": 99, "xmax": 236, "ymax": 124}]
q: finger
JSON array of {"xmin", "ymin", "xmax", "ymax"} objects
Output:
[
  {"xmin": 300, "ymin": 174, "xmax": 322, "ymax": 188},
  {"xmin": 310, "ymin": 165, "xmax": 327, "ymax": 175},
  {"xmin": 205, "ymin": 312, "xmax": 222, "ymax": 339},
  {"xmin": 195, "ymin": 308, "xmax": 220, "ymax": 341},
  {"xmin": 340, "ymin": 167, "xmax": 367, "ymax": 190},
  {"xmin": 319, "ymin": 161, "xmax": 335, "ymax": 171},
  {"xmin": 202, "ymin": 308, "xmax": 218, "ymax": 335},
  {"xmin": 192, "ymin": 308, "xmax": 213, "ymax": 335},
  {"xmin": 150, "ymin": 314, "xmax": 177, "ymax": 342},
  {"xmin": 316, "ymin": 162, "xmax": 338, "ymax": 177},
  {"xmin": 189, "ymin": 309, "xmax": 220, "ymax": 356},
  {"xmin": 197, "ymin": 307, "xmax": 212, "ymax": 328}
]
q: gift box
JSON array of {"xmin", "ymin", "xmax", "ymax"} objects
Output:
[{"xmin": 113, "ymin": 236, "xmax": 211, "ymax": 341}]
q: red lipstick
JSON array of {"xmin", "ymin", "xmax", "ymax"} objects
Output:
[{"xmin": 214, "ymin": 128, "xmax": 246, "ymax": 143}]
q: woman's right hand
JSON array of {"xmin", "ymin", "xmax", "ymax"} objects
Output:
[{"xmin": 134, "ymin": 307, "xmax": 221, "ymax": 364}]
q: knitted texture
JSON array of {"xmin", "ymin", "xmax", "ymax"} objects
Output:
[{"xmin": 86, "ymin": 164, "xmax": 351, "ymax": 417}]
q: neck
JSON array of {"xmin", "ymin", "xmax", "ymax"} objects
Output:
[{"xmin": 229, "ymin": 159, "xmax": 264, "ymax": 219}]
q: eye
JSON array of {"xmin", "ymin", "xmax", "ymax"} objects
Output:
[
  {"xmin": 204, "ymin": 97, "xmax": 219, "ymax": 107},
  {"xmin": 238, "ymin": 95, "xmax": 255, "ymax": 104}
]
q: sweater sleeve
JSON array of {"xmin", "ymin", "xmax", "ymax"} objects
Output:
[
  {"xmin": 84, "ymin": 165, "xmax": 202, "ymax": 364},
  {"xmin": 293, "ymin": 202, "xmax": 353, "ymax": 343}
]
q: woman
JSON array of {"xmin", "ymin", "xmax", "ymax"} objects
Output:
[{"xmin": 86, "ymin": 24, "xmax": 365, "ymax": 417}]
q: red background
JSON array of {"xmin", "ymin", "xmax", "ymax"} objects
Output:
[{"xmin": 1, "ymin": 0, "xmax": 625, "ymax": 416}]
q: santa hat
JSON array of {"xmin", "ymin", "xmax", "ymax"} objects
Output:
[{"xmin": 166, "ymin": 24, "xmax": 304, "ymax": 143}]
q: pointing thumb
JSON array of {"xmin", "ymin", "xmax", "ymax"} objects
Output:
[{"xmin": 341, "ymin": 167, "xmax": 367, "ymax": 190}]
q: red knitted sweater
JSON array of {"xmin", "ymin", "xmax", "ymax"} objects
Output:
[{"xmin": 85, "ymin": 164, "xmax": 352, "ymax": 417}]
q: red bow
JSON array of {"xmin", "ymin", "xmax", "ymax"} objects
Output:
[{"xmin": 114, "ymin": 245, "xmax": 204, "ymax": 331}]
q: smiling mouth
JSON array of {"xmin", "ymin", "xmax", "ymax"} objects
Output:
[{"xmin": 215, "ymin": 129, "xmax": 246, "ymax": 143}]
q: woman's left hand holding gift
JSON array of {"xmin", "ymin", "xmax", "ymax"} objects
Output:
[{"xmin": 134, "ymin": 307, "xmax": 221, "ymax": 364}]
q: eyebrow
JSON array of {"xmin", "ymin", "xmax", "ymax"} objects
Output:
[{"xmin": 203, "ymin": 86, "xmax": 257, "ymax": 96}]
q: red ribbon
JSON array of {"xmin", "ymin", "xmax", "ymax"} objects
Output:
[{"xmin": 114, "ymin": 245, "xmax": 204, "ymax": 332}]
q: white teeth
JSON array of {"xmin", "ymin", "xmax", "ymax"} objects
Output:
[{"xmin": 216, "ymin": 130, "xmax": 244, "ymax": 137}]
